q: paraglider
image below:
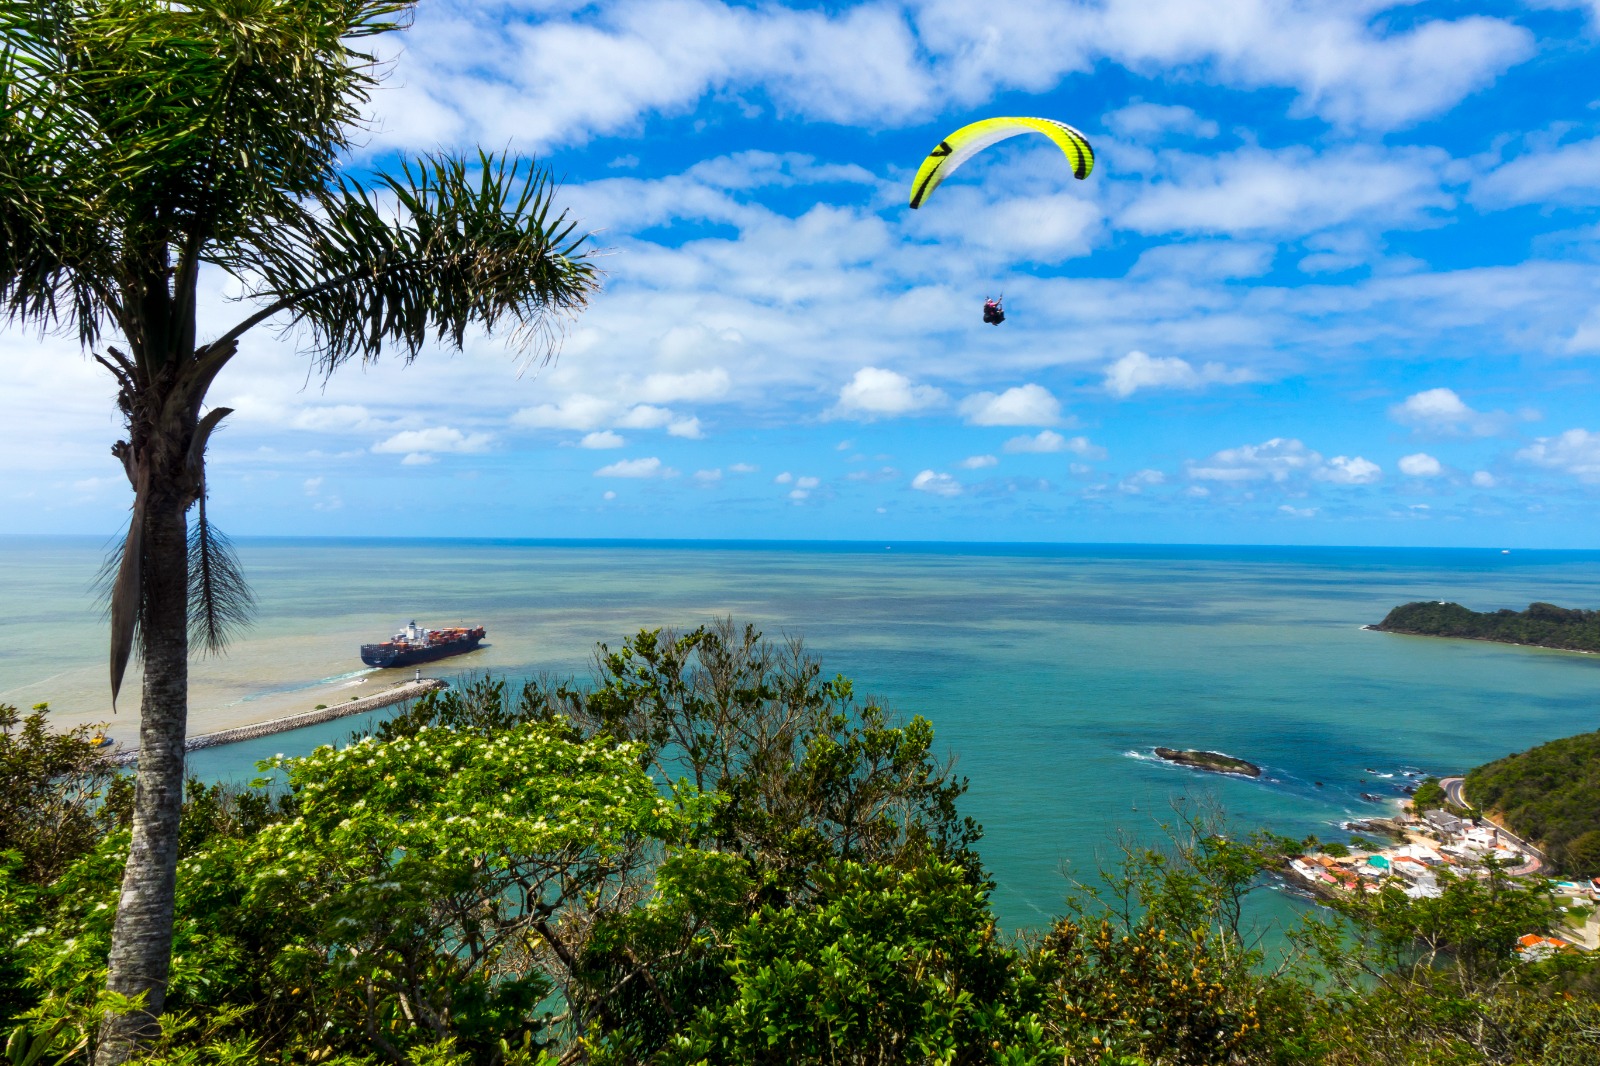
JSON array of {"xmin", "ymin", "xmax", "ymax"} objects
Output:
[
  {"xmin": 909, "ymin": 117, "xmax": 1095, "ymax": 327},
  {"xmin": 908, "ymin": 116, "xmax": 1094, "ymax": 210}
]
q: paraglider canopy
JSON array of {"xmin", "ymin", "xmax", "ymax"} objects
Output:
[{"xmin": 908, "ymin": 116, "xmax": 1094, "ymax": 209}]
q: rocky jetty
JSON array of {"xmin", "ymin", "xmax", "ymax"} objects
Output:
[
  {"xmin": 1345, "ymin": 817, "xmax": 1408, "ymax": 840},
  {"xmin": 1153, "ymin": 747, "xmax": 1261, "ymax": 778}
]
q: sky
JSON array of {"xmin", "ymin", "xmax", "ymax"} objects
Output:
[{"xmin": 6, "ymin": 0, "xmax": 1600, "ymax": 547}]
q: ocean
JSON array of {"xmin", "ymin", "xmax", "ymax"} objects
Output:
[{"xmin": 3, "ymin": 536, "xmax": 1599, "ymax": 931}]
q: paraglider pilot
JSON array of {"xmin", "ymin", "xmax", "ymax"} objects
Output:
[{"xmin": 983, "ymin": 297, "xmax": 1005, "ymax": 326}]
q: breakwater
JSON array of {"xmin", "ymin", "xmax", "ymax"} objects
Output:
[{"xmin": 108, "ymin": 678, "xmax": 447, "ymax": 766}]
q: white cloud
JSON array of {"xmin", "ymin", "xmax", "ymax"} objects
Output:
[
  {"xmin": 1003, "ymin": 430, "xmax": 1105, "ymax": 457},
  {"xmin": 392, "ymin": 1, "xmax": 1533, "ymax": 155},
  {"xmin": 668, "ymin": 417, "xmax": 704, "ymax": 439},
  {"xmin": 1189, "ymin": 438, "xmax": 1383, "ymax": 486},
  {"xmin": 512, "ymin": 394, "xmax": 619, "ymax": 431},
  {"xmin": 729, "ymin": 462, "xmax": 758, "ymax": 474},
  {"xmin": 1104, "ymin": 102, "xmax": 1218, "ymax": 141},
  {"xmin": 372, "ymin": 426, "xmax": 492, "ymax": 456},
  {"xmin": 636, "ymin": 367, "xmax": 731, "ymax": 403},
  {"xmin": 1474, "ymin": 137, "xmax": 1600, "ymax": 208},
  {"xmin": 1103, "ymin": 350, "xmax": 1255, "ymax": 398},
  {"xmin": 785, "ymin": 475, "xmax": 821, "ymax": 501},
  {"xmin": 1119, "ymin": 469, "xmax": 1167, "ymax": 494},
  {"xmin": 1389, "ymin": 387, "xmax": 1510, "ymax": 436},
  {"xmin": 603, "ymin": 490, "xmax": 617, "ymax": 500},
  {"xmin": 1565, "ymin": 307, "xmax": 1600, "ymax": 354},
  {"xmin": 291, "ymin": 405, "xmax": 386, "ymax": 433},
  {"xmin": 513, "ymin": 395, "xmax": 686, "ymax": 434},
  {"xmin": 694, "ymin": 468, "xmax": 722, "ymax": 482},
  {"xmin": 1318, "ymin": 455, "xmax": 1382, "ymax": 485},
  {"xmin": 959, "ymin": 454, "xmax": 998, "ymax": 469},
  {"xmin": 774, "ymin": 471, "xmax": 793, "ymax": 484},
  {"xmin": 1279, "ymin": 504, "xmax": 1318, "ymax": 519},
  {"xmin": 595, "ymin": 456, "xmax": 675, "ymax": 478},
  {"xmin": 1471, "ymin": 470, "xmax": 1497, "ymax": 488},
  {"xmin": 580, "ymin": 430, "xmax": 626, "ymax": 449},
  {"xmin": 303, "ymin": 477, "xmax": 323, "ymax": 495},
  {"xmin": 1130, "ymin": 241, "xmax": 1274, "ymax": 279},
  {"xmin": 617, "ymin": 405, "xmax": 676, "ymax": 429},
  {"xmin": 958, "ymin": 384, "xmax": 1061, "ymax": 426},
  {"xmin": 1517, "ymin": 429, "xmax": 1600, "ymax": 482},
  {"xmin": 910, "ymin": 469, "xmax": 961, "ymax": 497},
  {"xmin": 1189, "ymin": 438, "xmax": 1322, "ymax": 482},
  {"xmin": 828, "ymin": 367, "xmax": 947, "ymax": 420},
  {"xmin": 400, "ymin": 453, "xmax": 437, "ymax": 466},
  {"xmin": 1120, "ymin": 145, "xmax": 1452, "ymax": 238},
  {"xmin": 1398, "ymin": 452, "xmax": 1443, "ymax": 477},
  {"xmin": 846, "ymin": 465, "xmax": 897, "ymax": 483}
]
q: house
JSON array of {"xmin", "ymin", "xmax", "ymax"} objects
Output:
[
  {"xmin": 1391, "ymin": 856, "xmax": 1431, "ymax": 880},
  {"xmin": 1424, "ymin": 810, "xmax": 1464, "ymax": 835},
  {"xmin": 1395, "ymin": 843, "xmax": 1445, "ymax": 865},
  {"xmin": 1517, "ymin": 934, "xmax": 1574, "ymax": 961}
]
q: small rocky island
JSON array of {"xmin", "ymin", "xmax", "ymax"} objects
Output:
[
  {"xmin": 1153, "ymin": 747, "xmax": 1262, "ymax": 778},
  {"xmin": 1371, "ymin": 600, "xmax": 1600, "ymax": 653}
]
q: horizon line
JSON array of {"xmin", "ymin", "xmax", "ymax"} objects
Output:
[{"xmin": 0, "ymin": 533, "xmax": 1587, "ymax": 554}]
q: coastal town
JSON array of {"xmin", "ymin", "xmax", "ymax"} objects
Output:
[{"xmin": 1286, "ymin": 776, "xmax": 1600, "ymax": 956}]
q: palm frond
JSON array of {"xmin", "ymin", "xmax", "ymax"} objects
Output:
[
  {"xmin": 187, "ymin": 488, "xmax": 253, "ymax": 656},
  {"xmin": 1, "ymin": 0, "xmax": 416, "ymax": 354},
  {"xmin": 99, "ymin": 499, "xmax": 145, "ymax": 710},
  {"xmin": 214, "ymin": 151, "xmax": 600, "ymax": 373}
]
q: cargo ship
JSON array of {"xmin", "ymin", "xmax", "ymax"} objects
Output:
[{"xmin": 360, "ymin": 621, "xmax": 486, "ymax": 669}]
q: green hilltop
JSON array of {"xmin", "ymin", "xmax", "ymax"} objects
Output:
[
  {"xmin": 1374, "ymin": 600, "xmax": 1600, "ymax": 653},
  {"xmin": 1467, "ymin": 730, "xmax": 1600, "ymax": 878}
]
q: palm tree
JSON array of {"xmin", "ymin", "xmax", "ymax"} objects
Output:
[{"xmin": 0, "ymin": 2, "xmax": 597, "ymax": 1060}]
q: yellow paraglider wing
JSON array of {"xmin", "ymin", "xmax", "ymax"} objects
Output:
[{"xmin": 908, "ymin": 117, "xmax": 1094, "ymax": 209}]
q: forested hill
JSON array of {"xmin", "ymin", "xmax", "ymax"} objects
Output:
[
  {"xmin": 1466, "ymin": 730, "xmax": 1600, "ymax": 878},
  {"xmin": 1373, "ymin": 600, "xmax": 1600, "ymax": 652}
]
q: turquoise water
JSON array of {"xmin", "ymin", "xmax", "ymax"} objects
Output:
[{"xmin": 3, "ymin": 536, "xmax": 1599, "ymax": 930}]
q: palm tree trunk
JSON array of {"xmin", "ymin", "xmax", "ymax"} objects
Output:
[{"xmin": 96, "ymin": 473, "xmax": 189, "ymax": 1066}]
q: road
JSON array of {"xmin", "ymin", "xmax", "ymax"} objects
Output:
[{"xmin": 1438, "ymin": 776, "xmax": 1546, "ymax": 877}]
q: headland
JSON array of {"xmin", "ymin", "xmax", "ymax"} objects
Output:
[{"xmin": 1370, "ymin": 600, "xmax": 1600, "ymax": 654}]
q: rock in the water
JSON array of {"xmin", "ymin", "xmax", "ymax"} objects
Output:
[
  {"xmin": 1346, "ymin": 817, "xmax": 1408, "ymax": 839},
  {"xmin": 1153, "ymin": 747, "xmax": 1261, "ymax": 778}
]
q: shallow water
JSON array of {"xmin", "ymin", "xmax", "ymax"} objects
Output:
[{"xmin": 4, "ymin": 536, "xmax": 1598, "ymax": 930}]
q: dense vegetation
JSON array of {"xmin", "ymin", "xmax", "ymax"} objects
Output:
[
  {"xmin": 1374, "ymin": 601, "xmax": 1600, "ymax": 652},
  {"xmin": 1466, "ymin": 730, "xmax": 1600, "ymax": 879},
  {"xmin": 4, "ymin": 621, "xmax": 1599, "ymax": 1065}
]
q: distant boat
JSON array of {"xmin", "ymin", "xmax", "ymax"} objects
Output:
[
  {"xmin": 360, "ymin": 620, "xmax": 486, "ymax": 669},
  {"xmin": 1501, "ymin": 550, "xmax": 1511, "ymax": 554}
]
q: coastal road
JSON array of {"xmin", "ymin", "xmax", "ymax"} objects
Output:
[{"xmin": 1439, "ymin": 776, "xmax": 1546, "ymax": 877}]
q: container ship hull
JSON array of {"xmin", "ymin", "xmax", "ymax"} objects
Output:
[{"xmin": 360, "ymin": 622, "xmax": 486, "ymax": 669}]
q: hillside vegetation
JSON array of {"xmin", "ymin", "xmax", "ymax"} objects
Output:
[
  {"xmin": 1467, "ymin": 729, "xmax": 1600, "ymax": 878},
  {"xmin": 1374, "ymin": 600, "xmax": 1600, "ymax": 652},
  {"xmin": 5, "ymin": 622, "xmax": 1600, "ymax": 1065}
]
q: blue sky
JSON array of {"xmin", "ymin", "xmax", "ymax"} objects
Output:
[{"xmin": 6, "ymin": 0, "xmax": 1600, "ymax": 546}]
